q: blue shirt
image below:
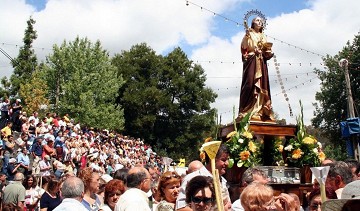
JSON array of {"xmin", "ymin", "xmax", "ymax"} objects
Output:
[
  {"xmin": 17, "ymin": 153, "xmax": 30, "ymax": 166},
  {"xmin": 31, "ymin": 142, "xmax": 43, "ymax": 156}
]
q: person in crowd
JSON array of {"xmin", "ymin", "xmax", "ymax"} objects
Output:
[
  {"xmin": 14, "ymin": 132, "xmax": 27, "ymax": 152},
  {"xmin": 1, "ymin": 202, "xmax": 22, "ymax": 211},
  {"xmin": 325, "ymin": 161, "xmax": 353, "ymax": 198},
  {"xmin": 17, "ymin": 147, "xmax": 30, "ymax": 176},
  {"xmin": 176, "ymin": 143, "xmax": 231, "ymax": 211},
  {"xmin": 0, "ymin": 172, "xmax": 7, "ymax": 201},
  {"xmin": 186, "ymin": 160, "xmax": 204, "ymax": 175},
  {"xmin": 2, "ymin": 133, "xmax": 15, "ymax": 174},
  {"xmin": 39, "ymin": 155, "xmax": 52, "ymax": 176},
  {"xmin": 53, "ymin": 176, "xmax": 88, "ymax": 211},
  {"xmin": 240, "ymin": 182, "xmax": 297, "ymax": 211},
  {"xmin": 345, "ymin": 159, "xmax": 360, "ymax": 180},
  {"xmin": 1, "ymin": 121, "xmax": 13, "ymax": 138},
  {"xmin": 40, "ymin": 177, "xmax": 62, "ymax": 211},
  {"xmin": 31, "ymin": 137, "xmax": 43, "ymax": 175},
  {"xmin": 5, "ymin": 158, "xmax": 21, "ymax": 181},
  {"xmin": 185, "ymin": 176, "xmax": 215, "ymax": 211},
  {"xmin": 156, "ymin": 171, "xmax": 182, "ymax": 211},
  {"xmin": 78, "ymin": 167, "xmax": 102, "ymax": 210},
  {"xmin": 114, "ymin": 166, "xmax": 152, "ymax": 211},
  {"xmin": 11, "ymin": 99, "xmax": 23, "ymax": 132},
  {"xmin": 2, "ymin": 172, "xmax": 26, "ymax": 210},
  {"xmin": 113, "ymin": 168, "xmax": 129, "ymax": 185},
  {"xmin": 23, "ymin": 175, "xmax": 41, "ymax": 211},
  {"xmin": 101, "ymin": 179, "xmax": 126, "ymax": 211},
  {"xmin": 0, "ymin": 98, "xmax": 10, "ymax": 129},
  {"xmin": 53, "ymin": 158, "xmax": 65, "ymax": 179},
  {"xmin": 307, "ymin": 187, "xmax": 337, "ymax": 211},
  {"xmin": 232, "ymin": 167, "xmax": 269, "ymax": 210}
]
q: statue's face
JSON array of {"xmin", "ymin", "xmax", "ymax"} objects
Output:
[{"xmin": 252, "ymin": 17, "xmax": 263, "ymax": 30}]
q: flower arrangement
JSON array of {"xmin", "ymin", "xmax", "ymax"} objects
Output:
[
  {"xmin": 225, "ymin": 112, "xmax": 262, "ymax": 168},
  {"xmin": 283, "ymin": 102, "xmax": 326, "ymax": 167}
]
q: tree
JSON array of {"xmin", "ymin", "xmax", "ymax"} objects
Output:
[
  {"xmin": 312, "ymin": 32, "xmax": 360, "ymax": 158},
  {"xmin": 19, "ymin": 68, "xmax": 49, "ymax": 114},
  {"xmin": 10, "ymin": 16, "xmax": 38, "ymax": 97},
  {"xmin": 112, "ymin": 44, "xmax": 218, "ymax": 160},
  {"xmin": 43, "ymin": 37, "xmax": 125, "ymax": 130}
]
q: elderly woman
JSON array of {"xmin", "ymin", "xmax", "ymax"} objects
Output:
[
  {"xmin": 240, "ymin": 182, "xmax": 297, "ymax": 211},
  {"xmin": 155, "ymin": 171, "xmax": 181, "ymax": 211},
  {"xmin": 101, "ymin": 179, "xmax": 126, "ymax": 211},
  {"xmin": 78, "ymin": 167, "xmax": 102, "ymax": 210},
  {"xmin": 185, "ymin": 176, "xmax": 215, "ymax": 211}
]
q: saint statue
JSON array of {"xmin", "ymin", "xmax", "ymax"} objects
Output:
[{"xmin": 238, "ymin": 16, "xmax": 274, "ymax": 121}]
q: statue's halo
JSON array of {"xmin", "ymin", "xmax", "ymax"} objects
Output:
[{"xmin": 243, "ymin": 9, "xmax": 267, "ymax": 31}]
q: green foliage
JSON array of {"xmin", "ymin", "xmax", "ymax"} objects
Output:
[
  {"xmin": 323, "ymin": 143, "xmax": 348, "ymax": 161},
  {"xmin": 10, "ymin": 16, "xmax": 38, "ymax": 97},
  {"xmin": 312, "ymin": 32, "xmax": 360, "ymax": 156},
  {"xmin": 43, "ymin": 37, "xmax": 125, "ymax": 130},
  {"xmin": 19, "ymin": 69, "xmax": 49, "ymax": 114},
  {"xmin": 112, "ymin": 44, "xmax": 217, "ymax": 161}
]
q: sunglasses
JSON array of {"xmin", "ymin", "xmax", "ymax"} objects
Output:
[{"xmin": 191, "ymin": 197, "xmax": 214, "ymax": 204}]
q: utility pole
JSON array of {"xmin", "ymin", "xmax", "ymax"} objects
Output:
[{"xmin": 339, "ymin": 59, "xmax": 359, "ymax": 160}]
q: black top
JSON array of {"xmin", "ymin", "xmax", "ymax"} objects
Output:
[{"xmin": 40, "ymin": 191, "xmax": 62, "ymax": 211}]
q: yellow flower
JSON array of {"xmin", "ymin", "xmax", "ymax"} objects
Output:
[
  {"xmin": 226, "ymin": 131, "xmax": 237, "ymax": 139},
  {"xmin": 242, "ymin": 131, "xmax": 253, "ymax": 139},
  {"xmin": 302, "ymin": 137, "xmax": 316, "ymax": 145},
  {"xmin": 199, "ymin": 152, "xmax": 206, "ymax": 161},
  {"xmin": 248, "ymin": 141, "xmax": 257, "ymax": 153},
  {"xmin": 278, "ymin": 145, "xmax": 284, "ymax": 153},
  {"xmin": 240, "ymin": 151, "xmax": 250, "ymax": 161},
  {"xmin": 318, "ymin": 151, "xmax": 326, "ymax": 161},
  {"xmin": 204, "ymin": 137, "xmax": 213, "ymax": 143},
  {"xmin": 292, "ymin": 149, "xmax": 303, "ymax": 159}
]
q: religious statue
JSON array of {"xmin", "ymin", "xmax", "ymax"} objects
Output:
[{"xmin": 238, "ymin": 11, "xmax": 274, "ymax": 121}]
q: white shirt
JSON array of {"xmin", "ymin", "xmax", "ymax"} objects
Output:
[
  {"xmin": 53, "ymin": 198, "xmax": 88, "ymax": 211},
  {"xmin": 114, "ymin": 188, "xmax": 151, "ymax": 211}
]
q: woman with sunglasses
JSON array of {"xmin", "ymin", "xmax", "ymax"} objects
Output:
[
  {"xmin": 155, "ymin": 171, "xmax": 182, "ymax": 211},
  {"xmin": 185, "ymin": 176, "xmax": 215, "ymax": 211},
  {"xmin": 101, "ymin": 179, "xmax": 126, "ymax": 211}
]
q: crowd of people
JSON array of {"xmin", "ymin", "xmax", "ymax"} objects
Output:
[{"xmin": 1, "ymin": 96, "xmax": 360, "ymax": 211}]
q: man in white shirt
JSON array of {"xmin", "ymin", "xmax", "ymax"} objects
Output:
[
  {"xmin": 115, "ymin": 166, "xmax": 152, "ymax": 211},
  {"xmin": 53, "ymin": 176, "xmax": 88, "ymax": 211}
]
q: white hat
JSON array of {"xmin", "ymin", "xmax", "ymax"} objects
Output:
[
  {"xmin": 16, "ymin": 99, "xmax": 21, "ymax": 102},
  {"xmin": 342, "ymin": 180, "xmax": 360, "ymax": 199},
  {"xmin": 322, "ymin": 199, "xmax": 360, "ymax": 211}
]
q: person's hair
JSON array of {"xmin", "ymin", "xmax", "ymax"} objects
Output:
[
  {"xmin": 345, "ymin": 159, "xmax": 360, "ymax": 174},
  {"xmin": 61, "ymin": 176, "xmax": 84, "ymax": 198},
  {"xmin": 78, "ymin": 167, "xmax": 98, "ymax": 192},
  {"xmin": 104, "ymin": 179, "xmax": 126, "ymax": 204},
  {"xmin": 251, "ymin": 17, "xmax": 264, "ymax": 32},
  {"xmin": 327, "ymin": 161, "xmax": 353, "ymax": 185},
  {"xmin": 13, "ymin": 173, "xmax": 24, "ymax": 181},
  {"xmin": 308, "ymin": 187, "xmax": 337, "ymax": 206},
  {"xmin": 47, "ymin": 178, "xmax": 60, "ymax": 193},
  {"xmin": 157, "ymin": 171, "xmax": 181, "ymax": 199},
  {"xmin": 185, "ymin": 176, "xmax": 215, "ymax": 204},
  {"xmin": 341, "ymin": 199, "xmax": 360, "ymax": 211},
  {"xmin": 241, "ymin": 167, "xmax": 266, "ymax": 186},
  {"xmin": 126, "ymin": 168, "xmax": 148, "ymax": 188},
  {"xmin": 204, "ymin": 143, "xmax": 229, "ymax": 163},
  {"xmin": 240, "ymin": 183, "xmax": 274, "ymax": 211},
  {"xmin": 23, "ymin": 175, "xmax": 37, "ymax": 189},
  {"xmin": 113, "ymin": 168, "xmax": 129, "ymax": 184},
  {"xmin": 2, "ymin": 203, "xmax": 22, "ymax": 211}
]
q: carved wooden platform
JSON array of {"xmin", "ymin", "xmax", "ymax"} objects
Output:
[{"xmin": 219, "ymin": 121, "xmax": 297, "ymax": 139}]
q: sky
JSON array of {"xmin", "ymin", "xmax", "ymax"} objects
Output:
[{"xmin": 1, "ymin": 0, "xmax": 359, "ymax": 126}]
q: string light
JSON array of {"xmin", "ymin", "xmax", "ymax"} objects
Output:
[{"xmin": 184, "ymin": 0, "xmax": 326, "ymax": 57}]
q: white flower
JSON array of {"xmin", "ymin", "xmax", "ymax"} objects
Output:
[
  {"xmin": 313, "ymin": 148, "xmax": 319, "ymax": 154},
  {"xmin": 317, "ymin": 142, "xmax": 322, "ymax": 149},
  {"xmin": 238, "ymin": 138, "xmax": 244, "ymax": 144},
  {"xmin": 284, "ymin": 145, "xmax": 293, "ymax": 151}
]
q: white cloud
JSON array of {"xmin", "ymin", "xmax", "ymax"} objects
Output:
[{"xmin": 0, "ymin": 0, "xmax": 359, "ymax": 126}]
